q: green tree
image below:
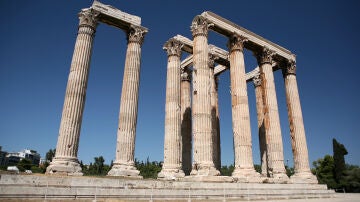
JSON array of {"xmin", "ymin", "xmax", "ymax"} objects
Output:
[
  {"xmin": 220, "ymin": 165, "xmax": 234, "ymax": 176},
  {"xmin": 285, "ymin": 166, "xmax": 295, "ymax": 177},
  {"xmin": 46, "ymin": 149, "xmax": 56, "ymax": 162},
  {"xmin": 17, "ymin": 159, "xmax": 32, "ymax": 171},
  {"xmin": 83, "ymin": 156, "xmax": 110, "ymax": 176},
  {"xmin": 135, "ymin": 158, "xmax": 162, "ymax": 179},
  {"xmin": 333, "ymin": 139, "xmax": 348, "ymax": 184},
  {"xmin": 254, "ymin": 164, "xmax": 262, "ymax": 174},
  {"xmin": 342, "ymin": 165, "xmax": 360, "ymax": 193},
  {"xmin": 312, "ymin": 155, "xmax": 337, "ymax": 189}
]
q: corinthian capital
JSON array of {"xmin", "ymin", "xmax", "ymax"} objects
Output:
[
  {"xmin": 255, "ymin": 47, "xmax": 274, "ymax": 65},
  {"xmin": 282, "ymin": 60, "xmax": 297, "ymax": 76},
  {"xmin": 78, "ymin": 9, "xmax": 99, "ymax": 29},
  {"xmin": 227, "ymin": 34, "xmax": 247, "ymax": 52},
  {"xmin": 181, "ymin": 69, "xmax": 192, "ymax": 81},
  {"xmin": 208, "ymin": 54, "xmax": 219, "ymax": 69},
  {"xmin": 163, "ymin": 39, "xmax": 183, "ymax": 57},
  {"xmin": 191, "ymin": 16, "xmax": 212, "ymax": 37},
  {"xmin": 127, "ymin": 25, "xmax": 147, "ymax": 45},
  {"xmin": 253, "ymin": 74, "xmax": 262, "ymax": 87}
]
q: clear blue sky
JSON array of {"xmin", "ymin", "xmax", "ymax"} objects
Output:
[{"xmin": 1, "ymin": 0, "xmax": 359, "ymax": 167}]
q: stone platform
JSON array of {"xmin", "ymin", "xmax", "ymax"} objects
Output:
[{"xmin": 0, "ymin": 174, "xmax": 334, "ymax": 201}]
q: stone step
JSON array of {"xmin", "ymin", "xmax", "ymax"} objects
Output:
[{"xmin": 0, "ymin": 174, "xmax": 335, "ymax": 201}]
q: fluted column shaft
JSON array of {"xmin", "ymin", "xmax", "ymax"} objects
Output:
[
  {"xmin": 209, "ymin": 56, "xmax": 221, "ymax": 171},
  {"xmin": 228, "ymin": 35, "xmax": 260, "ymax": 181},
  {"xmin": 254, "ymin": 75, "xmax": 268, "ymax": 177},
  {"xmin": 46, "ymin": 9, "xmax": 99, "ymax": 175},
  {"xmin": 256, "ymin": 48, "xmax": 287, "ymax": 180},
  {"xmin": 283, "ymin": 62, "xmax": 317, "ymax": 183},
  {"xmin": 158, "ymin": 39, "xmax": 185, "ymax": 179},
  {"xmin": 108, "ymin": 26, "xmax": 146, "ymax": 178},
  {"xmin": 181, "ymin": 70, "xmax": 192, "ymax": 176},
  {"xmin": 190, "ymin": 16, "xmax": 219, "ymax": 176}
]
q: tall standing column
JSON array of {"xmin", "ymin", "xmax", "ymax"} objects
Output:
[
  {"xmin": 283, "ymin": 61, "xmax": 318, "ymax": 183},
  {"xmin": 158, "ymin": 39, "xmax": 185, "ymax": 180},
  {"xmin": 46, "ymin": 9, "xmax": 99, "ymax": 175},
  {"xmin": 181, "ymin": 69, "xmax": 192, "ymax": 176},
  {"xmin": 190, "ymin": 16, "xmax": 219, "ymax": 176},
  {"xmin": 254, "ymin": 75, "xmax": 268, "ymax": 177},
  {"xmin": 255, "ymin": 47, "xmax": 288, "ymax": 182},
  {"xmin": 209, "ymin": 55, "xmax": 221, "ymax": 171},
  {"xmin": 228, "ymin": 34, "xmax": 260, "ymax": 182},
  {"xmin": 108, "ymin": 25, "xmax": 147, "ymax": 178}
]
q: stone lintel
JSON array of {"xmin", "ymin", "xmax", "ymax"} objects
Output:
[
  {"xmin": 180, "ymin": 55, "xmax": 193, "ymax": 70},
  {"xmin": 91, "ymin": 1, "xmax": 148, "ymax": 32},
  {"xmin": 201, "ymin": 11, "xmax": 296, "ymax": 62},
  {"xmin": 173, "ymin": 35, "xmax": 229, "ymax": 66}
]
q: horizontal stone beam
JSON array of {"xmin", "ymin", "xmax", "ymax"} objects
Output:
[
  {"xmin": 91, "ymin": 1, "xmax": 148, "ymax": 31},
  {"xmin": 173, "ymin": 35, "xmax": 229, "ymax": 67},
  {"xmin": 180, "ymin": 55, "xmax": 193, "ymax": 69},
  {"xmin": 181, "ymin": 57, "xmax": 260, "ymax": 83},
  {"xmin": 201, "ymin": 11, "xmax": 296, "ymax": 62}
]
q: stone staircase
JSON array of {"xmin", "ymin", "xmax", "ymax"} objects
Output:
[{"xmin": 0, "ymin": 174, "xmax": 335, "ymax": 201}]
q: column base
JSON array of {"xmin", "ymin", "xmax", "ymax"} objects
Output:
[
  {"xmin": 190, "ymin": 163, "xmax": 220, "ymax": 176},
  {"xmin": 232, "ymin": 167, "xmax": 262, "ymax": 183},
  {"xmin": 263, "ymin": 172, "xmax": 289, "ymax": 184},
  {"xmin": 107, "ymin": 163, "xmax": 142, "ymax": 179},
  {"xmin": 45, "ymin": 157, "xmax": 83, "ymax": 176},
  {"xmin": 157, "ymin": 168, "xmax": 185, "ymax": 180},
  {"xmin": 290, "ymin": 171, "xmax": 318, "ymax": 184}
]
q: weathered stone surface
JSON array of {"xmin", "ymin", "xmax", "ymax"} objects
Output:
[
  {"xmin": 46, "ymin": 9, "xmax": 99, "ymax": 176},
  {"xmin": 190, "ymin": 16, "xmax": 219, "ymax": 177},
  {"xmin": 228, "ymin": 34, "xmax": 260, "ymax": 181},
  {"xmin": 283, "ymin": 61, "xmax": 317, "ymax": 184},
  {"xmin": 254, "ymin": 75, "xmax": 269, "ymax": 177},
  {"xmin": 256, "ymin": 47, "xmax": 288, "ymax": 181},
  {"xmin": 158, "ymin": 39, "xmax": 185, "ymax": 180},
  {"xmin": 201, "ymin": 11, "xmax": 295, "ymax": 61},
  {"xmin": 108, "ymin": 25, "xmax": 147, "ymax": 178},
  {"xmin": 180, "ymin": 69, "xmax": 192, "ymax": 176},
  {"xmin": 0, "ymin": 174, "xmax": 334, "ymax": 200}
]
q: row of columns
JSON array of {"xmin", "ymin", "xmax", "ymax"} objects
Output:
[
  {"xmin": 160, "ymin": 15, "xmax": 317, "ymax": 183},
  {"xmin": 46, "ymin": 8, "xmax": 147, "ymax": 178}
]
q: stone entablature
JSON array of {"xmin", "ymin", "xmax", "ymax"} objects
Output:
[{"xmin": 201, "ymin": 11, "xmax": 295, "ymax": 62}]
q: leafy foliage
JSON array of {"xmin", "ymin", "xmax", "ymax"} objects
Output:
[
  {"xmin": 220, "ymin": 165, "xmax": 234, "ymax": 176},
  {"xmin": 312, "ymin": 139, "xmax": 360, "ymax": 193},
  {"xmin": 46, "ymin": 149, "xmax": 56, "ymax": 162},
  {"xmin": 135, "ymin": 158, "xmax": 161, "ymax": 179},
  {"xmin": 312, "ymin": 155, "xmax": 337, "ymax": 188},
  {"xmin": 333, "ymin": 138, "xmax": 348, "ymax": 183},
  {"xmin": 285, "ymin": 165, "xmax": 295, "ymax": 177},
  {"xmin": 82, "ymin": 156, "xmax": 111, "ymax": 176},
  {"xmin": 17, "ymin": 158, "xmax": 32, "ymax": 171}
]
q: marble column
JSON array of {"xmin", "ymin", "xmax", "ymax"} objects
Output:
[
  {"xmin": 46, "ymin": 9, "xmax": 99, "ymax": 175},
  {"xmin": 108, "ymin": 25, "xmax": 147, "ymax": 178},
  {"xmin": 181, "ymin": 69, "xmax": 192, "ymax": 176},
  {"xmin": 190, "ymin": 16, "xmax": 219, "ymax": 176},
  {"xmin": 228, "ymin": 34, "xmax": 260, "ymax": 182},
  {"xmin": 158, "ymin": 39, "xmax": 185, "ymax": 180},
  {"xmin": 255, "ymin": 47, "xmax": 288, "ymax": 182},
  {"xmin": 283, "ymin": 61, "xmax": 318, "ymax": 184},
  {"xmin": 209, "ymin": 55, "xmax": 221, "ymax": 171},
  {"xmin": 254, "ymin": 75, "xmax": 268, "ymax": 177}
]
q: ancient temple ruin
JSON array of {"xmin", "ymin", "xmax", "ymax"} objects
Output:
[
  {"xmin": 48, "ymin": 1, "xmax": 317, "ymax": 184},
  {"xmin": 0, "ymin": 1, "xmax": 336, "ymax": 200},
  {"xmin": 46, "ymin": 1, "xmax": 147, "ymax": 178},
  {"xmin": 158, "ymin": 13, "xmax": 318, "ymax": 184}
]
